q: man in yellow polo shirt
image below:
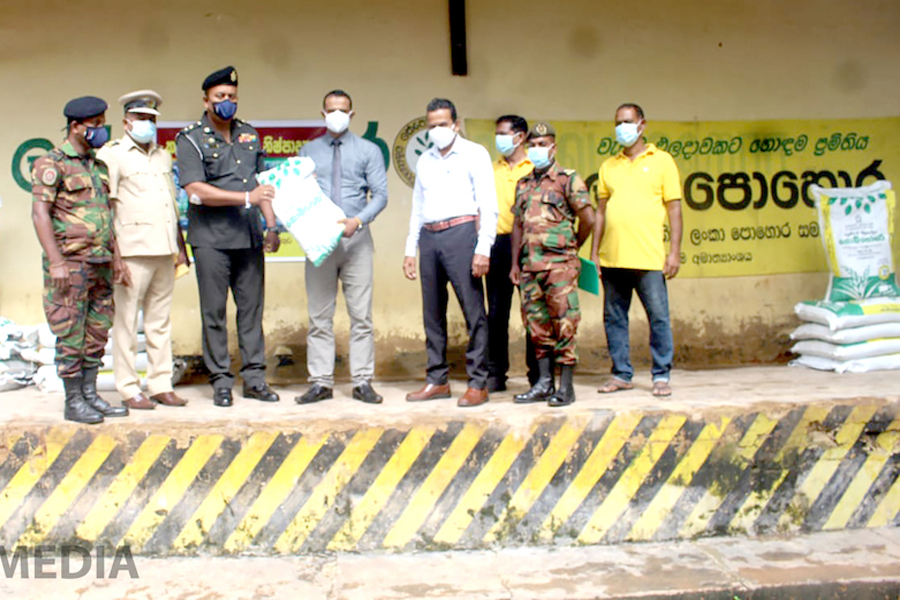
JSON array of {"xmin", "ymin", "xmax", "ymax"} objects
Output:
[
  {"xmin": 486, "ymin": 115, "xmax": 534, "ymax": 392},
  {"xmin": 590, "ymin": 103, "xmax": 683, "ymax": 397}
]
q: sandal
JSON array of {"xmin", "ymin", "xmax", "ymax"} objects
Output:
[
  {"xmin": 652, "ymin": 381, "xmax": 672, "ymax": 397},
  {"xmin": 598, "ymin": 378, "xmax": 633, "ymax": 394}
]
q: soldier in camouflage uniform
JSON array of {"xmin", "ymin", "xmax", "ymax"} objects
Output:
[
  {"xmin": 31, "ymin": 96, "xmax": 131, "ymax": 424},
  {"xmin": 510, "ymin": 122, "xmax": 595, "ymax": 406}
]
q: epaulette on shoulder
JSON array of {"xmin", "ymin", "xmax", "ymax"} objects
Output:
[
  {"xmin": 106, "ymin": 139, "xmax": 121, "ymax": 148},
  {"xmin": 563, "ymin": 168, "xmax": 577, "ymax": 177},
  {"xmin": 178, "ymin": 121, "xmax": 201, "ymax": 136}
]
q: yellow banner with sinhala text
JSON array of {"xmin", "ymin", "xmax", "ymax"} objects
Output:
[{"xmin": 465, "ymin": 118, "xmax": 900, "ymax": 278}]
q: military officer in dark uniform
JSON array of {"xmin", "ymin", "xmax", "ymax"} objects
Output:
[
  {"xmin": 31, "ymin": 96, "xmax": 131, "ymax": 424},
  {"xmin": 176, "ymin": 66, "xmax": 280, "ymax": 407}
]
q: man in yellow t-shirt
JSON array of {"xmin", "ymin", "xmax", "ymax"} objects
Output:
[
  {"xmin": 590, "ymin": 103, "xmax": 683, "ymax": 398},
  {"xmin": 487, "ymin": 115, "xmax": 534, "ymax": 392}
]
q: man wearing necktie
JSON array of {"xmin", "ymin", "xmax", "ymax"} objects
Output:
[{"xmin": 296, "ymin": 90, "xmax": 389, "ymax": 405}]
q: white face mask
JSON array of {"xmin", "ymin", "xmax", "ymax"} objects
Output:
[
  {"xmin": 429, "ymin": 126, "xmax": 457, "ymax": 150},
  {"xmin": 128, "ymin": 119, "xmax": 157, "ymax": 145},
  {"xmin": 324, "ymin": 110, "xmax": 351, "ymax": 134},
  {"xmin": 615, "ymin": 122, "xmax": 641, "ymax": 147}
]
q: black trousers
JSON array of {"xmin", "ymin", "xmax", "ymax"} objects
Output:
[
  {"xmin": 193, "ymin": 246, "xmax": 266, "ymax": 390},
  {"xmin": 419, "ymin": 222, "xmax": 488, "ymax": 389},
  {"xmin": 486, "ymin": 234, "xmax": 537, "ymax": 383}
]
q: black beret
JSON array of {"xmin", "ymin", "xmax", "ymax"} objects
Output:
[
  {"xmin": 202, "ymin": 66, "xmax": 238, "ymax": 91},
  {"xmin": 63, "ymin": 96, "xmax": 108, "ymax": 120}
]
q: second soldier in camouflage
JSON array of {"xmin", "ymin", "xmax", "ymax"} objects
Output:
[
  {"xmin": 510, "ymin": 122, "xmax": 595, "ymax": 407},
  {"xmin": 31, "ymin": 96, "xmax": 131, "ymax": 424}
]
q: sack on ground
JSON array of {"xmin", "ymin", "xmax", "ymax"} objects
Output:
[
  {"xmin": 257, "ymin": 157, "xmax": 345, "ymax": 267},
  {"xmin": 794, "ymin": 299, "xmax": 900, "ymax": 331},
  {"xmin": 790, "ymin": 353, "xmax": 900, "ymax": 373},
  {"xmin": 811, "ymin": 180, "xmax": 899, "ymax": 302},
  {"xmin": 791, "ymin": 338, "xmax": 900, "ymax": 361},
  {"xmin": 790, "ymin": 322, "xmax": 900, "ymax": 344}
]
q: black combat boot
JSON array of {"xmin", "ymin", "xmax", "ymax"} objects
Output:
[
  {"xmin": 548, "ymin": 365, "xmax": 576, "ymax": 407},
  {"xmin": 64, "ymin": 375, "xmax": 104, "ymax": 424},
  {"xmin": 514, "ymin": 356, "xmax": 555, "ymax": 404},
  {"xmin": 81, "ymin": 367, "xmax": 129, "ymax": 417}
]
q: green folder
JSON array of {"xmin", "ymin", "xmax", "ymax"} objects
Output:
[{"xmin": 578, "ymin": 257, "xmax": 600, "ymax": 295}]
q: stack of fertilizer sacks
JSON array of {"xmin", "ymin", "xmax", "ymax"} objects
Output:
[
  {"xmin": 791, "ymin": 180, "xmax": 900, "ymax": 372},
  {"xmin": 0, "ymin": 317, "xmax": 54, "ymax": 392},
  {"xmin": 0, "ymin": 312, "xmax": 185, "ymax": 393}
]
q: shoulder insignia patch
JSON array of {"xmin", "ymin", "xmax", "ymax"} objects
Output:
[{"xmin": 41, "ymin": 167, "xmax": 59, "ymax": 186}]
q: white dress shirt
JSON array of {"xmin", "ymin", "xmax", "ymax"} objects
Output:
[{"xmin": 404, "ymin": 135, "xmax": 499, "ymax": 258}]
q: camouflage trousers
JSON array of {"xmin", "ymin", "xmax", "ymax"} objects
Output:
[
  {"xmin": 42, "ymin": 259, "xmax": 114, "ymax": 379},
  {"xmin": 520, "ymin": 266, "xmax": 581, "ymax": 365}
]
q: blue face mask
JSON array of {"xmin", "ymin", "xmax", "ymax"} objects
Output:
[
  {"xmin": 213, "ymin": 99, "xmax": 238, "ymax": 120},
  {"xmin": 128, "ymin": 119, "xmax": 157, "ymax": 145},
  {"xmin": 84, "ymin": 125, "xmax": 110, "ymax": 148},
  {"xmin": 527, "ymin": 146, "xmax": 553, "ymax": 170},
  {"xmin": 495, "ymin": 134, "xmax": 519, "ymax": 157}
]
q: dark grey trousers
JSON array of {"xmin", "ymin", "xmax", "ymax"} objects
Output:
[{"xmin": 418, "ymin": 222, "xmax": 488, "ymax": 389}]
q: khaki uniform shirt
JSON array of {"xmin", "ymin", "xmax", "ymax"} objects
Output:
[{"xmin": 97, "ymin": 135, "xmax": 179, "ymax": 257}]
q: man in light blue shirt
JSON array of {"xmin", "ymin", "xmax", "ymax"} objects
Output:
[{"xmin": 296, "ymin": 90, "xmax": 388, "ymax": 405}]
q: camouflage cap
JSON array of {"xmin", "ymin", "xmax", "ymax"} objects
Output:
[
  {"xmin": 203, "ymin": 66, "xmax": 238, "ymax": 91},
  {"xmin": 528, "ymin": 121, "xmax": 556, "ymax": 139}
]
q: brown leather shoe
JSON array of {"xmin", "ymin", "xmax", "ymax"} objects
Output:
[
  {"xmin": 124, "ymin": 393, "xmax": 155, "ymax": 410},
  {"xmin": 151, "ymin": 392, "xmax": 188, "ymax": 407},
  {"xmin": 406, "ymin": 383, "xmax": 451, "ymax": 402},
  {"xmin": 458, "ymin": 387, "xmax": 489, "ymax": 407}
]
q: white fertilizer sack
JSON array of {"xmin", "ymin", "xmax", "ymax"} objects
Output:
[
  {"xmin": 811, "ymin": 181, "xmax": 899, "ymax": 301},
  {"xmin": 257, "ymin": 157, "xmax": 345, "ymax": 267},
  {"xmin": 790, "ymin": 353, "xmax": 900, "ymax": 373},
  {"xmin": 790, "ymin": 322, "xmax": 900, "ymax": 344},
  {"xmin": 794, "ymin": 299, "xmax": 900, "ymax": 331},
  {"xmin": 791, "ymin": 338, "xmax": 900, "ymax": 361}
]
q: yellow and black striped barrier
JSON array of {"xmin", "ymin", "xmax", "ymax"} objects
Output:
[{"xmin": 0, "ymin": 401, "xmax": 898, "ymax": 555}]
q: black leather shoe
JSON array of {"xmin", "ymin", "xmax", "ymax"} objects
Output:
[
  {"xmin": 352, "ymin": 382, "xmax": 383, "ymax": 404},
  {"xmin": 295, "ymin": 384, "xmax": 333, "ymax": 404},
  {"xmin": 64, "ymin": 376, "xmax": 104, "ymax": 425},
  {"xmin": 213, "ymin": 388, "xmax": 233, "ymax": 407},
  {"xmin": 81, "ymin": 367, "xmax": 129, "ymax": 417},
  {"xmin": 514, "ymin": 357, "xmax": 556, "ymax": 404},
  {"xmin": 548, "ymin": 365, "xmax": 576, "ymax": 407},
  {"xmin": 243, "ymin": 382, "xmax": 280, "ymax": 402}
]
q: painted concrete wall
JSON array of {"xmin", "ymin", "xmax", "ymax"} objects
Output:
[{"xmin": 1, "ymin": 0, "xmax": 898, "ymax": 378}]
